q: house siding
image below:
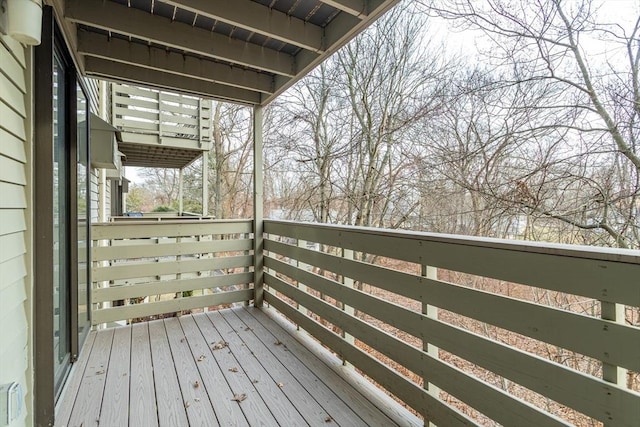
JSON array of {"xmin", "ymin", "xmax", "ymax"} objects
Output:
[{"xmin": 0, "ymin": 34, "xmax": 31, "ymax": 427}]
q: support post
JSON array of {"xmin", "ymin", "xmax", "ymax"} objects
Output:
[
  {"xmin": 178, "ymin": 167, "xmax": 184, "ymax": 215},
  {"xmin": 253, "ymin": 106, "xmax": 264, "ymax": 307},
  {"xmin": 342, "ymin": 248, "xmax": 354, "ymax": 365},
  {"xmin": 601, "ymin": 300, "xmax": 628, "ymax": 426},
  {"xmin": 296, "ymin": 239, "xmax": 309, "ymax": 327},
  {"xmin": 202, "ymin": 152, "xmax": 209, "ymax": 216},
  {"xmin": 422, "ymin": 265, "xmax": 441, "ymax": 427}
]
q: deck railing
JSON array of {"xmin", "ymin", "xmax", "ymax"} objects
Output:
[
  {"xmin": 91, "ymin": 219, "xmax": 254, "ymax": 325},
  {"xmin": 262, "ymin": 220, "xmax": 640, "ymax": 427}
]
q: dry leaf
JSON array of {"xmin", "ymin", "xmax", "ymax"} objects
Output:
[
  {"xmin": 244, "ymin": 327, "xmax": 252, "ymax": 331},
  {"xmin": 231, "ymin": 393, "xmax": 247, "ymax": 402},
  {"xmin": 95, "ymin": 370, "xmax": 105, "ymax": 375},
  {"xmin": 325, "ymin": 416, "xmax": 333, "ymax": 423},
  {"xmin": 197, "ymin": 355, "xmax": 206, "ymax": 362},
  {"xmin": 194, "ymin": 398, "xmax": 201, "ymax": 402},
  {"xmin": 277, "ymin": 382, "xmax": 284, "ymax": 388},
  {"xmin": 194, "ymin": 380, "xmax": 200, "ymax": 388},
  {"xmin": 184, "ymin": 401, "xmax": 190, "ymax": 408},
  {"xmin": 228, "ymin": 367, "xmax": 238, "ymax": 373},
  {"xmin": 212, "ymin": 340, "xmax": 229, "ymax": 350},
  {"xmin": 252, "ymin": 379, "xmax": 259, "ymax": 384},
  {"xmin": 274, "ymin": 340, "xmax": 282, "ymax": 346}
]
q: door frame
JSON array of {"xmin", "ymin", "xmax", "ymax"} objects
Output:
[{"xmin": 34, "ymin": 6, "xmax": 90, "ymax": 425}]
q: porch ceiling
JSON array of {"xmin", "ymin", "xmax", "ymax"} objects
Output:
[{"xmin": 55, "ymin": 0, "xmax": 399, "ymax": 106}]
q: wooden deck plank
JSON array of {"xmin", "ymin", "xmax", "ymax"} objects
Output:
[
  {"xmin": 67, "ymin": 328, "xmax": 114, "ymax": 427},
  {"xmin": 232, "ymin": 307, "xmax": 378, "ymax": 427},
  {"xmin": 193, "ymin": 312, "xmax": 280, "ymax": 426},
  {"xmin": 58, "ymin": 309, "xmax": 422, "ymax": 427},
  {"xmin": 220, "ymin": 309, "xmax": 335, "ymax": 427},
  {"xmin": 147, "ymin": 319, "xmax": 189, "ymax": 427},
  {"xmin": 99, "ymin": 326, "xmax": 132, "ymax": 426},
  {"xmin": 247, "ymin": 307, "xmax": 417, "ymax": 426},
  {"xmin": 129, "ymin": 322, "xmax": 159, "ymax": 427},
  {"xmin": 163, "ymin": 317, "xmax": 219, "ymax": 426},
  {"xmin": 178, "ymin": 315, "xmax": 250, "ymax": 426},
  {"xmin": 206, "ymin": 310, "xmax": 309, "ymax": 426},
  {"xmin": 55, "ymin": 331, "xmax": 97, "ymax": 427}
]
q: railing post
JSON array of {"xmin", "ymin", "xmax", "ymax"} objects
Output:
[
  {"xmin": 422, "ymin": 265, "xmax": 441, "ymax": 427},
  {"xmin": 342, "ymin": 248, "xmax": 354, "ymax": 365},
  {"xmin": 253, "ymin": 106, "xmax": 264, "ymax": 307},
  {"xmin": 601, "ymin": 300, "xmax": 628, "ymax": 424},
  {"xmin": 296, "ymin": 239, "xmax": 309, "ymax": 327},
  {"xmin": 178, "ymin": 168, "xmax": 184, "ymax": 216}
]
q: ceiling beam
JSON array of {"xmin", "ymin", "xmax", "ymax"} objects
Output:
[
  {"xmin": 65, "ymin": 0, "xmax": 297, "ymax": 77},
  {"xmin": 162, "ymin": 0, "xmax": 325, "ymax": 53},
  {"xmin": 77, "ymin": 31, "xmax": 274, "ymax": 95},
  {"xmin": 265, "ymin": 0, "xmax": 399, "ymax": 104},
  {"xmin": 318, "ymin": 0, "xmax": 367, "ymax": 17},
  {"xmin": 84, "ymin": 57, "xmax": 261, "ymax": 105}
]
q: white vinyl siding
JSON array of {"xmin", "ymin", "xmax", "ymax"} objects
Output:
[{"xmin": 0, "ymin": 34, "xmax": 30, "ymax": 427}]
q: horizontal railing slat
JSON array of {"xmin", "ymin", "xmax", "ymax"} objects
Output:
[
  {"xmin": 265, "ymin": 251, "xmax": 640, "ymax": 372},
  {"xmin": 93, "ymin": 238, "xmax": 253, "ymax": 262},
  {"xmin": 264, "ymin": 220, "xmax": 640, "ymax": 305},
  {"xmin": 264, "ymin": 257, "xmax": 640, "ymax": 425},
  {"xmin": 93, "ymin": 255, "xmax": 253, "ymax": 282},
  {"xmin": 91, "ymin": 289, "xmax": 253, "ymax": 325},
  {"xmin": 92, "ymin": 220, "xmax": 252, "ymax": 240},
  {"xmin": 265, "ymin": 272, "xmax": 569, "ymax": 427},
  {"xmin": 265, "ymin": 239, "xmax": 422, "ymax": 300},
  {"xmin": 264, "ymin": 291, "xmax": 478, "ymax": 427},
  {"xmin": 92, "ymin": 272, "xmax": 253, "ymax": 303}
]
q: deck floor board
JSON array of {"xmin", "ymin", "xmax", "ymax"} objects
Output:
[{"xmin": 56, "ymin": 307, "xmax": 414, "ymax": 427}]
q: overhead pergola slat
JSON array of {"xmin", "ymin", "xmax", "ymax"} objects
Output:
[{"xmin": 318, "ymin": 0, "xmax": 368, "ymax": 17}]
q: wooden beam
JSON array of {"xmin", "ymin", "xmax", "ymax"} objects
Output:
[
  {"xmin": 162, "ymin": 0, "xmax": 325, "ymax": 52},
  {"xmin": 319, "ymin": 0, "xmax": 367, "ymax": 17},
  {"xmin": 65, "ymin": 0, "xmax": 295, "ymax": 77},
  {"xmin": 77, "ymin": 31, "xmax": 274, "ymax": 94},
  {"xmin": 265, "ymin": 0, "xmax": 399, "ymax": 104},
  {"xmin": 84, "ymin": 57, "xmax": 261, "ymax": 105}
]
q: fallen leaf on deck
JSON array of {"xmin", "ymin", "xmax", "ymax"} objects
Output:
[
  {"xmin": 95, "ymin": 370, "xmax": 105, "ymax": 375},
  {"xmin": 274, "ymin": 340, "xmax": 282, "ymax": 346},
  {"xmin": 231, "ymin": 393, "xmax": 247, "ymax": 402},
  {"xmin": 194, "ymin": 398, "xmax": 201, "ymax": 402},
  {"xmin": 212, "ymin": 340, "xmax": 229, "ymax": 350},
  {"xmin": 184, "ymin": 401, "xmax": 190, "ymax": 408},
  {"xmin": 244, "ymin": 327, "xmax": 252, "ymax": 331},
  {"xmin": 228, "ymin": 367, "xmax": 238, "ymax": 373},
  {"xmin": 197, "ymin": 355, "xmax": 206, "ymax": 361},
  {"xmin": 325, "ymin": 416, "xmax": 333, "ymax": 423},
  {"xmin": 252, "ymin": 379, "xmax": 259, "ymax": 384},
  {"xmin": 193, "ymin": 380, "xmax": 200, "ymax": 388},
  {"xmin": 277, "ymin": 382, "xmax": 284, "ymax": 388}
]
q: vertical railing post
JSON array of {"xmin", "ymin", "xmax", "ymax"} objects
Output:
[
  {"xmin": 422, "ymin": 265, "xmax": 441, "ymax": 427},
  {"xmin": 178, "ymin": 168, "xmax": 184, "ymax": 216},
  {"xmin": 342, "ymin": 248, "xmax": 354, "ymax": 365},
  {"xmin": 253, "ymin": 106, "xmax": 264, "ymax": 307},
  {"xmin": 202, "ymin": 152, "xmax": 209, "ymax": 216},
  {"xmin": 296, "ymin": 239, "xmax": 309, "ymax": 327},
  {"xmin": 601, "ymin": 300, "xmax": 627, "ymax": 425}
]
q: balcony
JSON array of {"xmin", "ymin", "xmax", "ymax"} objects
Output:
[
  {"xmin": 56, "ymin": 219, "xmax": 640, "ymax": 426},
  {"xmin": 111, "ymin": 83, "xmax": 212, "ymax": 169}
]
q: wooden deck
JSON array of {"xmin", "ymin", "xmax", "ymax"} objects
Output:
[{"xmin": 55, "ymin": 306, "xmax": 417, "ymax": 427}]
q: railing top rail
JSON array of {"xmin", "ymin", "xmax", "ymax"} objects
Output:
[
  {"xmin": 264, "ymin": 219, "xmax": 640, "ymax": 265},
  {"xmin": 94, "ymin": 218, "xmax": 252, "ymax": 227}
]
